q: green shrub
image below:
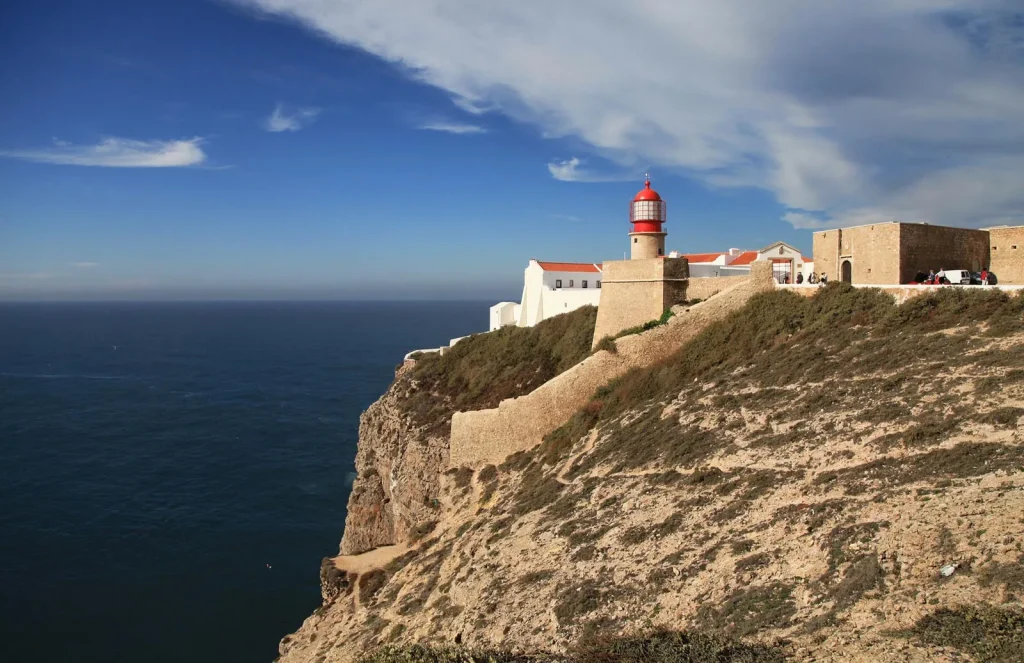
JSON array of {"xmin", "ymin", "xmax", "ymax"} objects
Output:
[
  {"xmin": 695, "ymin": 582, "xmax": 797, "ymax": 638},
  {"xmin": 359, "ymin": 630, "xmax": 788, "ymax": 663},
  {"xmin": 593, "ymin": 335, "xmax": 618, "ymax": 354},
  {"xmin": 573, "ymin": 630, "xmax": 786, "ymax": 662},
  {"xmin": 907, "ymin": 604, "xmax": 1024, "ymax": 662},
  {"xmin": 611, "ymin": 308, "xmax": 677, "ymax": 341},
  {"xmin": 402, "ymin": 305, "xmax": 598, "ymax": 432},
  {"xmin": 358, "ymin": 569, "xmax": 388, "ymax": 604}
]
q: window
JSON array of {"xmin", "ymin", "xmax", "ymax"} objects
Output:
[
  {"xmin": 630, "ymin": 200, "xmax": 666, "ymax": 221},
  {"xmin": 582, "ymin": 280, "xmax": 588, "ymax": 288},
  {"xmin": 634, "ymin": 238, "xmax": 638, "ymax": 243},
  {"xmin": 1014, "ymin": 245, "xmax": 1019, "ymax": 250},
  {"xmin": 993, "ymin": 246, "xmax": 998, "ymax": 250},
  {"xmin": 555, "ymin": 279, "xmax": 562, "ymax": 288},
  {"xmin": 569, "ymin": 279, "xmax": 574, "ymax": 287},
  {"xmin": 597, "ymin": 280, "xmax": 602, "ymax": 288}
]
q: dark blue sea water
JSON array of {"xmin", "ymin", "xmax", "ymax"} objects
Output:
[{"xmin": 0, "ymin": 301, "xmax": 485, "ymax": 663}]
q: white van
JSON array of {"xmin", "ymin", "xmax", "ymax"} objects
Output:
[{"xmin": 937, "ymin": 269, "xmax": 971, "ymax": 285}]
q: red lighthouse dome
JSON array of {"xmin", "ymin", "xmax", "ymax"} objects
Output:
[
  {"xmin": 630, "ymin": 177, "xmax": 666, "ymax": 234},
  {"xmin": 632, "ymin": 179, "xmax": 662, "ymax": 202}
]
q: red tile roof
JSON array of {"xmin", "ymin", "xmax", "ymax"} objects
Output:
[
  {"xmin": 681, "ymin": 252, "xmax": 726, "ymax": 263},
  {"xmin": 728, "ymin": 251, "xmax": 760, "ymax": 266},
  {"xmin": 536, "ymin": 261, "xmax": 602, "ymax": 273}
]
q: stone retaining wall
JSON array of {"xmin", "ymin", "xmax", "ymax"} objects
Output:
[
  {"xmin": 686, "ymin": 275, "xmax": 750, "ymax": 301},
  {"xmin": 449, "ymin": 262, "xmax": 775, "ymax": 468}
]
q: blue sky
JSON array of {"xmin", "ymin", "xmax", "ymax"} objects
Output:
[{"xmin": 1, "ymin": 1, "xmax": 1022, "ymax": 300}]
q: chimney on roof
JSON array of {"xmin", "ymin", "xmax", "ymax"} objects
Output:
[{"xmin": 729, "ymin": 248, "xmax": 742, "ymax": 256}]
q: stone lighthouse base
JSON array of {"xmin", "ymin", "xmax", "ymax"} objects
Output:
[{"xmin": 592, "ymin": 257, "xmax": 689, "ymax": 347}]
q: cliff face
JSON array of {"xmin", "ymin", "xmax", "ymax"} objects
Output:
[
  {"xmin": 282, "ymin": 286, "xmax": 1024, "ymax": 663},
  {"xmin": 338, "ymin": 304, "xmax": 599, "ymax": 556},
  {"xmin": 340, "ymin": 366, "xmax": 448, "ymax": 556}
]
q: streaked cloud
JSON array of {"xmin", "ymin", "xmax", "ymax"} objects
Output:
[
  {"xmin": 263, "ymin": 103, "xmax": 321, "ymax": 132},
  {"xmin": 231, "ymin": 0, "xmax": 1024, "ymax": 228},
  {"xmin": 451, "ymin": 96, "xmax": 492, "ymax": 116},
  {"xmin": 70, "ymin": 262, "xmax": 100, "ymax": 268},
  {"xmin": 782, "ymin": 212, "xmax": 834, "ymax": 230},
  {"xmin": 0, "ymin": 137, "xmax": 206, "ymax": 167},
  {"xmin": 547, "ymin": 157, "xmax": 633, "ymax": 183},
  {"xmin": 419, "ymin": 121, "xmax": 487, "ymax": 134}
]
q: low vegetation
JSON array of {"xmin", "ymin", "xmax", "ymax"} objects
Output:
[
  {"xmin": 358, "ymin": 630, "xmax": 787, "ymax": 662},
  {"xmin": 535, "ymin": 284, "xmax": 1024, "ymax": 473},
  {"xmin": 905, "ymin": 605, "xmax": 1024, "ymax": 662},
  {"xmin": 311, "ymin": 285, "xmax": 1024, "ymax": 663},
  {"xmin": 402, "ymin": 305, "xmax": 597, "ymax": 432}
]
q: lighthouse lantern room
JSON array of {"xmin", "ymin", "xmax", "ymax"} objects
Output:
[{"xmin": 629, "ymin": 176, "xmax": 667, "ymax": 259}]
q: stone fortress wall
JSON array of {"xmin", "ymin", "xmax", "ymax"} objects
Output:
[
  {"xmin": 685, "ymin": 275, "xmax": 750, "ymax": 301},
  {"xmin": 814, "ymin": 222, "xmax": 1024, "ymax": 285},
  {"xmin": 813, "ymin": 224, "xmax": 902, "ymax": 284},
  {"xmin": 987, "ymin": 227, "xmax": 1024, "ymax": 284},
  {"xmin": 591, "ymin": 257, "xmax": 689, "ymax": 346},
  {"xmin": 898, "ymin": 224, "xmax": 989, "ymax": 283},
  {"xmin": 449, "ymin": 262, "xmax": 775, "ymax": 469}
]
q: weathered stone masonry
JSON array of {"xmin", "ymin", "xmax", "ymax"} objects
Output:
[
  {"xmin": 449, "ymin": 262, "xmax": 775, "ymax": 468},
  {"xmin": 814, "ymin": 222, "xmax": 1024, "ymax": 285},
  {"xmin": 591, "ymin": 256, "xmax": 689, "ymax": 347}
]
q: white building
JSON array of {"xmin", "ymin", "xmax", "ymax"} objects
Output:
[
  {"xmin": 679, "ymin": 242, "xmax": 814, "ymax": 283},
  {"xmin": 489, "ymin": 259, "xmax": 603, "ymax": 330}
]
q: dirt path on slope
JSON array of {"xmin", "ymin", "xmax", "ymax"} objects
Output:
[{"xmin": 332, "ymin": 544, "xmax": 408, "ymax": 575}]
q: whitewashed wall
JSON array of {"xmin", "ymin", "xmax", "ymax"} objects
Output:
[
  {"xmin": 516, "ymin": 261, "xmax": 602, "ymax": 327},
  {"xmin": 489, "ymin": 302, "xmax": 519, "ymax": 331}
]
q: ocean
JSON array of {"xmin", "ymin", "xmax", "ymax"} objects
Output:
[{"xmin": 0, "ymin": 301, "xmax": 486, "ymax": 663}]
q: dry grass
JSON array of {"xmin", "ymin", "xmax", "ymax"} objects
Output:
[
  {"xmin": 402, "ymin": 305, "xmax": 597, "ymax": 433},
  {"xmin": 359, "ymin": 630, "xmax": 788, "ymax": 662},
  {"xmin": 536, "ymin": 284, "xmax": 1024, "ymax": 473}
]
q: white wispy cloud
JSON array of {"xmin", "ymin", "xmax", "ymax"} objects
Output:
[
  {"xmin": 231, "ymin": 0, "xmax": 1024, "ymax": 229},
  {"xmin": 419, "ymin": 121, "xmax": 487, "ymax": 134},
  {"xmin": 0, "ymin": 137, "xmax": 206, "ymax": 167},
  {"xmin": 547, "ymin": 157, "xmax": 633, "ymax": 183},
  {"xmin": 451, "ymin": 95, "xmax": 491, "ymax": 116},
  {"xmin": 782, "ymin": 212, "xmax": 834, "ymax": 231},
  {"xmin": 264, "ymin": 103, "xmax": 321, "ymax": 132},
  {"xmin": 70, "ymin": 262, "xmax": 100, "ymax": 268},
  {"xmin": 550, "ymin": 213, "xmax": 581, "ymax": 222}
]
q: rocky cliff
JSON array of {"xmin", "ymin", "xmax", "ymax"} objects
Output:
[
  {"xmin": 282, "ymin": 285, "xmax": 1024, "ymax": 663},
  {"xmin": 339, "ymin": 367, "xmax": 448, "ymax": 556}
]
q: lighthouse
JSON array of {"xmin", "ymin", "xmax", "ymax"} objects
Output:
[
  {"xmin": 629, "ymin": 176, "xmax": 666, "ymax": 259},
  {"xmin": 592, "ymin": 176, "xmax": 689, "ymax": 346}
]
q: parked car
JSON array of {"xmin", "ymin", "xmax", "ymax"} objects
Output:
[
  {"xmin": 970, "ymin": 271, "xmax": 999, "ymax": 285},
  {"xmin": 937, "ymin": 269, "xmax": 971, "ymax": 285}
]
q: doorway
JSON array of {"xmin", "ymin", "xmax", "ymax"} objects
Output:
[
  {"xmin": 841, "ymin": 260, "xmax": 853, "ymax": 283},
  {"xmin": 771, "ymin": 259, "xmax": 793, "ymax": 284}
]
